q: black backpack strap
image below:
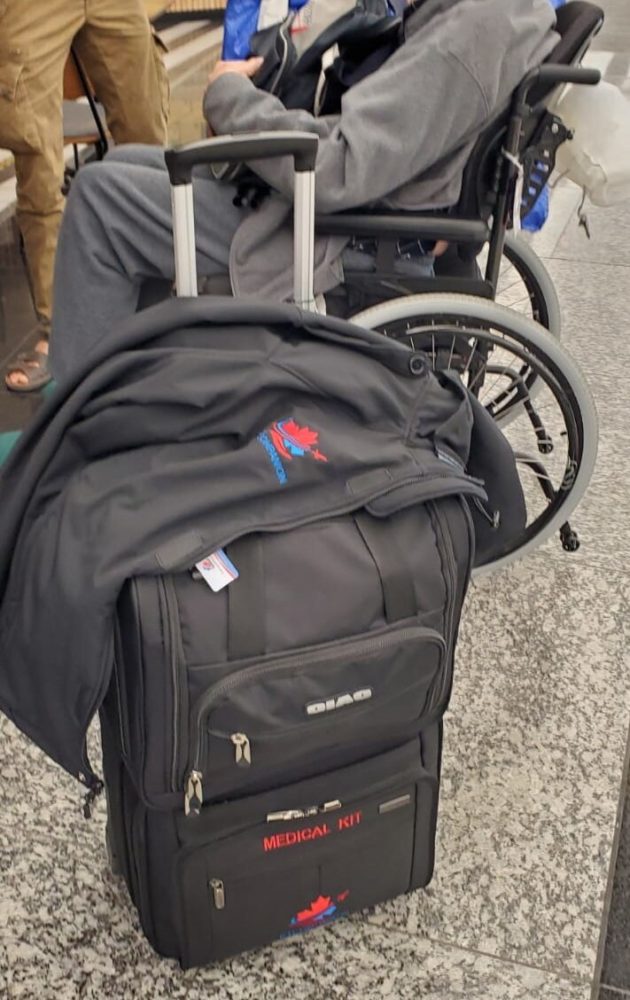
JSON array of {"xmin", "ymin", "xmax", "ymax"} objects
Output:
[
  {"xmin": 354, "ymin": 511, "xmax": 417, "ymax": 623},
  {"xmin": 226, "ymin": 535, "xmax": 266, "ymax": 660}
]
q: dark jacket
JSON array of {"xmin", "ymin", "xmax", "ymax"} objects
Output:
[{"xmin": 0, "ymin": 300, "xmax": 518, "ymax": 788}]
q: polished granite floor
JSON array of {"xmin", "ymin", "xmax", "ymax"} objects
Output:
[{"xmin": 1, "ymin": 3, "xmax": 630, "ymax": 999}]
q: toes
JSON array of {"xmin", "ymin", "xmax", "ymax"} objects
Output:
[{"xmin": 5, "ymin": 371, "xmax": 28, "ymax": 389}]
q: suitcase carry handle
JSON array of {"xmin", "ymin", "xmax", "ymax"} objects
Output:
[
  {"xmin": 164, "ymin": 132, "xmax": 319, "ymax": 308},
  {"xmin": 164, "ymin": 132, "xmax": 318, "ymax": 183}
]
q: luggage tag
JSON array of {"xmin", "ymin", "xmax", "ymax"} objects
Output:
[{"xmin": 195, "ymin": 549, "xmax": 239, "ymax": 592}]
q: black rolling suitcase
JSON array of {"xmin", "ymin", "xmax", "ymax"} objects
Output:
[{"xmin": 100, "ymin": 133, "xmax": 476, "ymax": 968}]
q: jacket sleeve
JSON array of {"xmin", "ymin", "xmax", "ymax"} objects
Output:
[{"xmin": 202, "ymin": 38, "xmax": 490, "ymax": 213}]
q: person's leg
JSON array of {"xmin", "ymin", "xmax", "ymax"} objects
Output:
[
  {"xmin": 433, "ymin": 241, "xmax": 481, "ymax": 280},
  {"xmin": 75, "ymin": 0, "xmax": 169, "ymax": 147},
  {"xmin": 104, "ymin": 143, "xmax": 170, "ymax": 169},
  {"xmin": 49, "ymin": 150, "xmax": 245, "ymax": 383},
  {"xmin": 1, "ymin": 0, "xmax": 85, "ymax": 387}
]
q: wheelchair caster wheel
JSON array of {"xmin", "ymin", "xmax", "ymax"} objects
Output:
[
  {"xmin": 560, "ymin": 525, "xmax": 580, "ymax": 552},
  {"xmin": 538, "ymin": 436, "xmax": 554, "ymax": 455}
]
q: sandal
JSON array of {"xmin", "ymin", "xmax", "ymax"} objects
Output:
[{"xmin": 5, "ymin": 346, "xmax": 52, "ymax": 393}]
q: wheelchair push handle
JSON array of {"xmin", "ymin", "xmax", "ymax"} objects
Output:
[
  {"xmin": 518, "ymin": 64, "xmax": 601, "ymax": 107},
  {"xmin": 165, "ymin": 132, "xmax": 319, "ymax": 309},
  {"xmin": 535, "ymin": 64, "xmax": 601, "ymax": 88},
  {"xmin": 164, "ymin": 132, "xmax": 319, "ymax": 186}
]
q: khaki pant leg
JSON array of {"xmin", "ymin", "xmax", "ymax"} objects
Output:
[
  {"xmin": 75, "ymin": 0, "xmax": 169, "ymax": 147},
  {"xmin": 0, "ymin": 0, "xmax": 85, "ymax": 329}
]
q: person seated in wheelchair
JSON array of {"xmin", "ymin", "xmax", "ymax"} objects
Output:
[{"xmin": 48, "ymin": 0, "xmax": 558, "ymax": 384}]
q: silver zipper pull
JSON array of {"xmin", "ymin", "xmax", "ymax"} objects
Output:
[
  {"xmin": 266, "ymin": 806, "xmax": 319, "ymax": 823},
  {"xmin": 209, "ymin": 878, "xmax": 225, "ymax": 910},
  {"xmin": 266, "ymin": 802, "xmax": 334, "ymax": 823},
  {"xmin": 266, "ymin": 808, "xmax": 306, "ymax": 822},
  {"xmin": 230, "ymin": 732, "xmax": 252, "ymax": 767},
  {"xmin": 184, "ymin": 769, "xmax": 203, "ymax": 817},
  {"xmin": 320, "ymin": 799, "xmax": 342, "ymax": 813}
]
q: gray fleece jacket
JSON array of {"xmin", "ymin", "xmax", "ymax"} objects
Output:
[{"xmin": 203, "ymin": 0, "xmax": 558, "ymax": 300}]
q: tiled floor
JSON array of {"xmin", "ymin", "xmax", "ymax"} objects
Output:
[{"xmin": 1, "ymin": 3, "xmax": 630, "ymax": 999}]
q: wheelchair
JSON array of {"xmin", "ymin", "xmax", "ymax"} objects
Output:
[
  {"xmin": 167, "ymin": 2, "xmax": 603, "ymax": 576},
  {"xmin": 313, "ymin": 0, "xmax": 604, "ymax": 575}
]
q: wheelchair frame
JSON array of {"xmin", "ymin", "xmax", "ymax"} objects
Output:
[
  {"xmin": 321, "ymin": 3, "xmax": 605, "ymax": 572},
  {"xmin": 315, "ymin": 56, "xmax": 601, "ymax": 299},
  {"xmin": 166, "ymin": 3, "xmax": 604, "ymax": 572},
  {"xmin": 315, "ymin": 4, "xmax": 603, "ymax": 305}
]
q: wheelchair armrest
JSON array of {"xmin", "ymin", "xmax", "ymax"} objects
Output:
[{"xmin": 315, "ymin": 212, "xmax": 490, "ymax": 245}]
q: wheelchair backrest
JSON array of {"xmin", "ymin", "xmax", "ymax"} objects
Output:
[{"xmin": 455, "ymin": 0, "xmax": 604, "ymax": 222}]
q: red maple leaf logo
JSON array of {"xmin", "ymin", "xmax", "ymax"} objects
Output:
[
  {"xmin": 282, "ymin": 419, "xmax": 320, "ymax": 449},
  {"xmin": 269, "ymin": 419, "xmax": 329, "ymax": 464},
  {"xmin": 295, "ymin": 895, "xmax": 333, "ymax": 924}
]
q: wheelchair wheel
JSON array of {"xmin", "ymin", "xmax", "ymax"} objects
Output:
[
  {"xmin": 478, "ymin": 235, "xmax": 562, "ymax": 425},
  {"xmin": 350, "ymin": 293, "xmax": 598, "ymax": 575},
  {"xmin": 490, "ymin": 233, "xmax": 561, "ymax": 338}
]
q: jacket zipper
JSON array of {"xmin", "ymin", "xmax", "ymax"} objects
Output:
[
  {"xmin": 183, "ymin": 625, "xmax": 442, "ymax": 816},
  {"xmin": 159, "ymin": 575, "xmax": 186, "ymax": 794}
]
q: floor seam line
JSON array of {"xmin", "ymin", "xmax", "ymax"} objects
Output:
[
  {"xmin": 370, "ymin": 926, "xmax": 592, "ymax": 985},
  {"xmin": 543, "ymin": 196, "xmax": 583, "ymax": 258}
]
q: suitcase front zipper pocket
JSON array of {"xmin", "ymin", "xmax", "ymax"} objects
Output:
[
  {"xmin": 182, "ymin": 623, "xmax": 446, "ymax": 815},
  {"xmin": 176, "ymin": 739, "xmax": 437, "ymax": 967}
]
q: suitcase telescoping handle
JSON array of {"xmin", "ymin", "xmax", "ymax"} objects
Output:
[{"xmin": 164, "ymin": 132, "xmax": 319, "ymax": 309}]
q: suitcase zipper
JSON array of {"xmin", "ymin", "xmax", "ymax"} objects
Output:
[
  {"xmin": 429, "ymin": 502, "xmax": 456, "ymax": 659},
  {"xmin": 209, "ymin": 878, "xmax": 226, "ymax": 910},
  {"xmin": 266, "ymin": 800, "xmax": 341, "ymax": 823},
  {"xmin": 230, "ymin": 732, "xmax": 252, "ymax": 767},
  {"xmin": 160, "ymin": 576, "xmax": 186, "ymax": 793},
  {"xmin": 183, "ymin": 625, "xmax": 443, "ymax": 816},
  {"xmin": 428, "ymin": 499, "xmax": 473, "ymax": 711},
  {"xmin": 185, "ymin": 769, "xmax": 204, "ymax": 817},
  {"xmin": 215, "ymin": 712, "xmax": 370, "ymax": 771},
  {"xmin": 81, "ymin": 476, "xmax": 484, "ymax": 795},
  {"xmin": 206, "ymin": 756, "xmax": 424, "ymax": 909}
]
